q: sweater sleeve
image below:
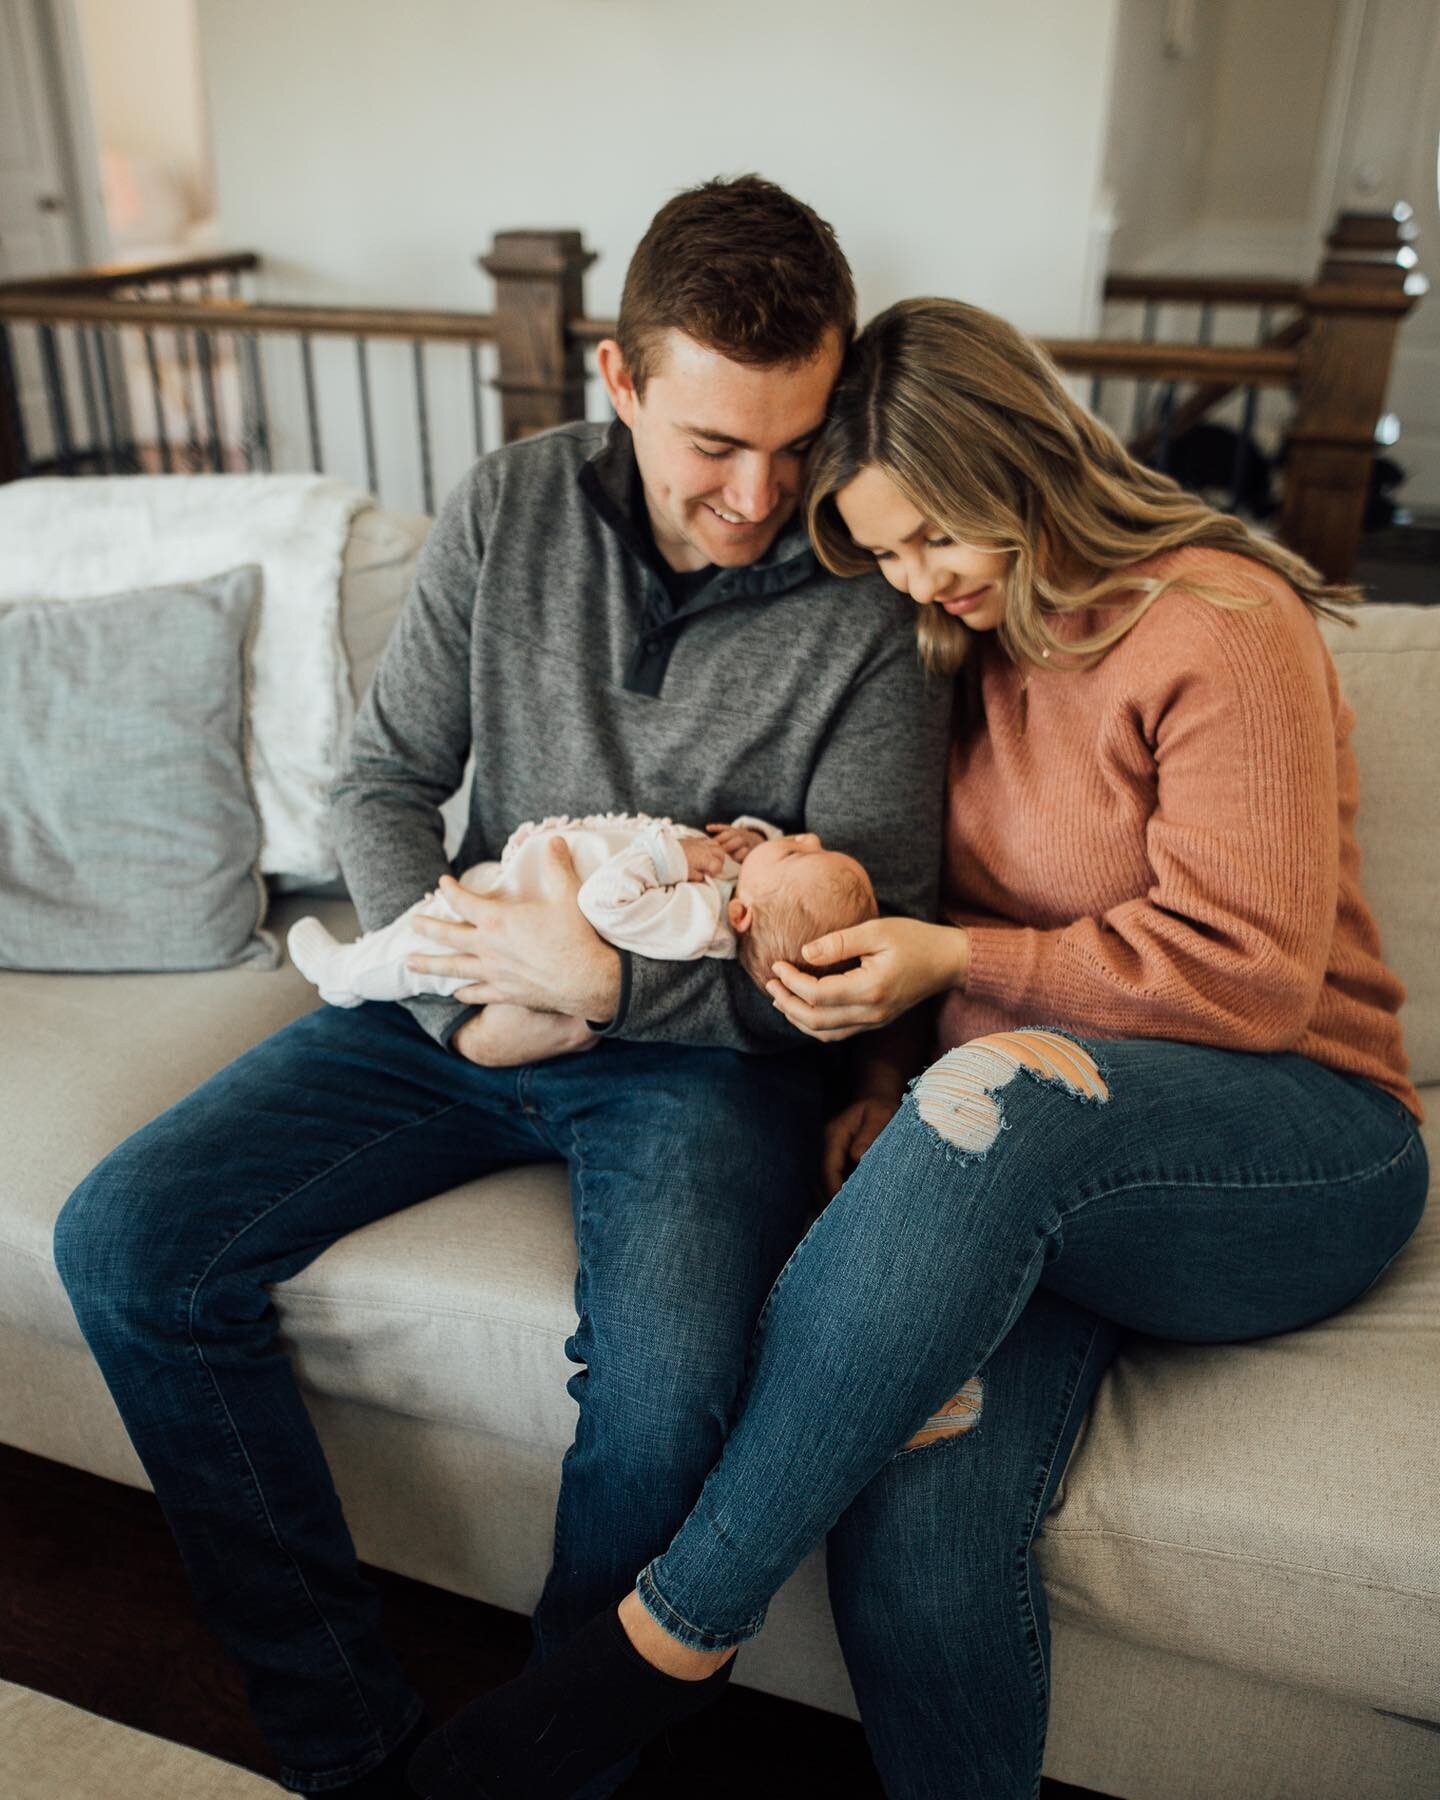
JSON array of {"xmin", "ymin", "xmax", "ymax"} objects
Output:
[
  {"xmin": 963, "ymin": 594, "xmax": 1340, "ymax": 1051},
  {"xmin": 577, "ymin": 834, "xmax": 731, "ymax": 961},
  {"xmin": 329, "ymin": 469, "xmax": 484, "ymax": 1049}
]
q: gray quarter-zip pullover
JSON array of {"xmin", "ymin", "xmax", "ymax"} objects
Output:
[{"xmin": 331, "ymin": 420, "xmax": 950, "ymax": 1054}]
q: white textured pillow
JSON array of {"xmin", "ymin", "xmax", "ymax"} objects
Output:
[
  {"xmin": 0, "ymin": 568, "xmax": 277, "ymax": 973},
  {"xmin": 0, "ymin": 474, "xmax": 372, "ymax": 882}
]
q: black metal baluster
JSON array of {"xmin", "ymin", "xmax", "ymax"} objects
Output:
[
  {"xmin": 0, "ymin": 325, "xmax": 30, "ymax": 476},
  {"xmin": 75, "ymin": 329, "xmax": 103, "ymax": 469},
  {"xmin": 143, "ymin": 330, "xmax": 173, "ymax": 472},
  {"xmin": 245, "ymin": 335, "xmax": 272, "ymax": 471},
  {"xmin": 227, "ymin": 269, "xmax": 243, "ymax": 301},
  {"xmin": 1153, "ymin": 382, "xmax": 1177, "ymax": 473},
  {"xmin": 1198, "ymin": 301, "xmax": 1214, "ymax": 345},
  {"xmin": 171, "ymin": 298, "xmax": 204, "ymax": 470},
  {"xmin": 356, "ymin": 337, "xmax": 378, "ymax": 496},
  {"xmin": 196, "ymin": 330, "xmax": 223, "ymax": 471},
  {"xmin": 1231, "ymin": 384, "xmax": 1260, "ymax": 515},
  {"xmin": 92, "ymin": 328, "xmax": 121, "ymax": 471},
  {"xmin": 1131, "ymin": 298, "xmax": 1158, "ymax": 437},
  {"xmin": 469, "ymin": 342, "xmax": 485, "ymax": 456},
  {"xmin": 413, "ymin": 339, "xmax": 433, "ymax": 513},
  {"xmin": 1089, "ymin": 373, "xmax": 1103, "ymax": 414},
  {"xmin": 300, "ymin": 334, "xmax": 323, "ymax": 471},
  {"xmin": 37, "ymin": 325, "xmax": 74, "ymax": 472},
  {"xmin": 1257, "ymin": 304, "xmax": 1272, "ymax": 346}
]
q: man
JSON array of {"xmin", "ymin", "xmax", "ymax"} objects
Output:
[{"xmin": 54, "ymin": 175, "xmax": 950, "ymax": 1797}]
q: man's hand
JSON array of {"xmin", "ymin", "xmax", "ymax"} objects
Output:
[
  {"xmin": 705, "ymin": 823, "xmax": 766, "ymax": 863},
  {"xmin": 681, "ymin": 836, "xmax": 730, "ymax": 881},
  {"xmin": 822, "ymin": 1095, "xmax": 899, "ymax": 1197},
  {"xmin": 452, "ymin": 1003, "xmax": 599, "ymax": 1068},
  {"xmin": 407, "ymin": 839, "xmax": 622, "ymax": 1021}
]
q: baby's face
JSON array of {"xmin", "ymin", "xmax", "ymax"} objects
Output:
[{"xmin": 735, "ymin": 834, "xmax": 868, "ymax": 909}]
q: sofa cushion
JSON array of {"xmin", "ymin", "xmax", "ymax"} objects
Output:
[
  {"xmin": 0, "ymin": 896, "xmax": 578, "ymax": 1451},
  {"xmin": 0, "ymin": 567, "xmax": 276, "ymax": 975},
  {"xmin": 1320, "ymin": 604, "xmax": 1440, "ymax": 1085},
  {"xmin": 1040, "ymin": 1103, "xmax": 1439, "ymax": 1718}
]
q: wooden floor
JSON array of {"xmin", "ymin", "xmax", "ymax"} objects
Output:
[{"xmin": 0, "ymin": 1443, "xmax": 1107, "ymax": 1797}]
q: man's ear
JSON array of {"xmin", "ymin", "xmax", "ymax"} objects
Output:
[
  {"xmin": 728, "ymin": 896, "xmax": 751, "ymax": 934},
  {"xmin": 596, "ymin": 340, "xmax": 638, "ymax": 428}
]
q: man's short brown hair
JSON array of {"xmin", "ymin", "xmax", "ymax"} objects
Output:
[{"xmin": 617, "ymin": 175, "xmax": 856, "ymax": 395}]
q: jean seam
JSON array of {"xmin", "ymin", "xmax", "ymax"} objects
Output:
[
  {"xmin": 1017, "ymin": 1315, "xmax": 1113, "ymax": 1799},
  {"xmin": 279, "ymin": 1694, "xmax": 426, "ymax": 1793},
  {"xmin": 179, "ymin": 1096, "xmax": 471, "ymax": 1759},
  {"xmin": 1059, "ymin": 1122, "xmax": 1423, "ymax": 1220},
  {"xmin": 542, "ymin": 1111, "xmax": 592, "ymax": 1637}
]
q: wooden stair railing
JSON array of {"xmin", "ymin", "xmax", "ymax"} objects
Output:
[{"xmin": 1, "ymin": 212, "xmax": 1426, "ymax": 580}]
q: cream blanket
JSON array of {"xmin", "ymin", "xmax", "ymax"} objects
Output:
[{"xmin": 0, "ymin": 473, "xmax": 372, "ymax": 880}]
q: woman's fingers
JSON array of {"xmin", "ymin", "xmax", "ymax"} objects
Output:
[
  {"xmin": 767, "ymin": 981, "xmax": 874, "ymax": 1034},
  {"xmin": 769, "ymin": 959, "xmax": 871, "ymax": 1007},
  {"xmin": 800, "ymin": 918, "xmax": 889, "ymax": 967}
]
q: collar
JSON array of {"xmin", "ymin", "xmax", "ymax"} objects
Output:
[{"xmin": 577, "ymin": 419, "xmax": 817, "ymax": 601}]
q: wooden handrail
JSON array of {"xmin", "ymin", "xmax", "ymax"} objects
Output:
[
  {"xmin": 1103, "ymin": 273, "xmax": 1305, "ymax": 307},
  {"xmin": 1042, "ymin": 340, "xmax": 1300, "ymax": 384},
  {"xmin": 572, "ymin": 322, "xmax": 1303, "ymax": 388},
  {"xmin": 0, "ymin": 250, "xmax": 261, "ymax": 296},
  {"xmin": 0, "ymin": 291, "xmax": 497, "ymax": 345}
]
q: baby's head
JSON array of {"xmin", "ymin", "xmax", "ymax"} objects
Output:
[{"xmin": 728, "ymin": 834, "xmax": 878, "ymax": 988}]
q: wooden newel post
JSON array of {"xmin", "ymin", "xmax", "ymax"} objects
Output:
[
  {"xmin": 1281, "ymin": 206, "xmax": 1427, "ymax": 582},
  {"xmin": 480, "ymin": 230, "xmax": 598, "ymax": 444}
]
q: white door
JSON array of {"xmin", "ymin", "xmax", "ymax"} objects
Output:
[
  {"xmin": 1, "ymin": 0, "xmax": 85, "ymax": 461},
  {"xmin": 1325, "ymin": 0, "xmax": 1440, "ymax": 512}
]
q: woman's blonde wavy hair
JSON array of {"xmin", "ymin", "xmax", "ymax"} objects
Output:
[{"xmin": 805, "ymin": 296, "xmax": 1360, "ymax": 675}]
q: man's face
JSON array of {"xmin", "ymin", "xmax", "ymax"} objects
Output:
[{"xmin": 600, "ymin": 327, "xmax": 845, "ymax": 572}]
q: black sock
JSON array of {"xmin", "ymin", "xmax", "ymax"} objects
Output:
[{"xmin": 407, "ymin": 1607, "xmax": 733, "ymax": 1800}]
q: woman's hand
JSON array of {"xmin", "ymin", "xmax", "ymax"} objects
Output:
[
  {"xmin": 768, "ymin": 917, "xmax": 970, "ymax": 1042},
  {"xmin": 822, "ymin": 1096, "xmax": 899, "ymax": 1196}
]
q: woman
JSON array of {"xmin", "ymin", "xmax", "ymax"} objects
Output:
[{"xmin": 409, "ymin": 300, "xmax": 1427, "ymax": 1800}]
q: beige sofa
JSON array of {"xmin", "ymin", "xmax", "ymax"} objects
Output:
[{"xmin": 2, "ymin": 506, "xmax": 1436, "ymax": 1799}]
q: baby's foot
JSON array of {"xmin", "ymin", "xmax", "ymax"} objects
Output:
[{"xmin": 464, "ymin": 1004, "xmax": 599, "ymax": 1068}]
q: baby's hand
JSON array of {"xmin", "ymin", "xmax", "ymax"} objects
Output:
[
  {"xmin": 705, "ymin": 823, "xmax": 765, "ymax": 863},
  {"xmin": 681, "ymin": 836, "xmax": 730, "ymax": 881}
]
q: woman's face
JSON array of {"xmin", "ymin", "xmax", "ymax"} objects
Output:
[{"xmin": 835, "ymin": 465, "xmax": 1010, "ymax": 632}]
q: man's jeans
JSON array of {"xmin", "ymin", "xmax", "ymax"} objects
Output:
[
  {"xmin": 53, "ymin": 1001, "xmax": 822, "ymax": 1793},
  {"xmin": 636, "ymin": 1035, "xmax": 1428, "ymax": 1800}
]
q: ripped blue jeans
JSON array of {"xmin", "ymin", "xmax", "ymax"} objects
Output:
[{"xmin": 637, "ymin": 1034, "xmax": 1428, "ymax": 1799}]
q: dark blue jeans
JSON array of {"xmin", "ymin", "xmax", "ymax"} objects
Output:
[
  {"xmin": 636, "ymin": 1035, "xmax": 1428, "ymax": 1799},
  {"xmin": 53, "ymin": 1001, "xmax": 822, "ymax": 1792}
]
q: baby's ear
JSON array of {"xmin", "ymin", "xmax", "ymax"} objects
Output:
[{"xmin": 728, "ymin": 897, "xmax": 751, "ymax": 933}]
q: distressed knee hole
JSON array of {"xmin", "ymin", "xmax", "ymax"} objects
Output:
[
  {"xmin": 902, "ymin": 1376, "xmax": 984, "ymax": 1451},
  {"xmin": 913, "ymin": 1029, "xmax": 1108, "ymax": 1153}
]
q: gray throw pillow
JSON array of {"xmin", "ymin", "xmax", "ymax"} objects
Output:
[{"xmin": 0, "ymin": 566, "xmax": 279, "ymax": 972}]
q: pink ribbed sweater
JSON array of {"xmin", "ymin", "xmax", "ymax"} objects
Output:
[{"xmin": 939, "ymin": 547, "xmax": 1419, "ymax": 1117}]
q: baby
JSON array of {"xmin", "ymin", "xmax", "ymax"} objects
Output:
[{"xmin": 289, "ymin": 811, "xmax": 877, "ymax": 1058}]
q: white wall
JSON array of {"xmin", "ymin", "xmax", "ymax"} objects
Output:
[
  {"xmin": 1201, "ymin": 0, "xmax": 1341, "ymax": 228},
  {"xmin": 195, "ymin": 0, "xmax": 1120, "ymax": 338}
]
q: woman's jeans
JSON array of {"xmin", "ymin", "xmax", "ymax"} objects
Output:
[
  {"xmin": 52, "ymin": 1001, "xmax": 823, "ymax": 1793},
  {"xmin": 638, "ymin": 1033, "xmax": 1428, "ymax": 1800}
]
